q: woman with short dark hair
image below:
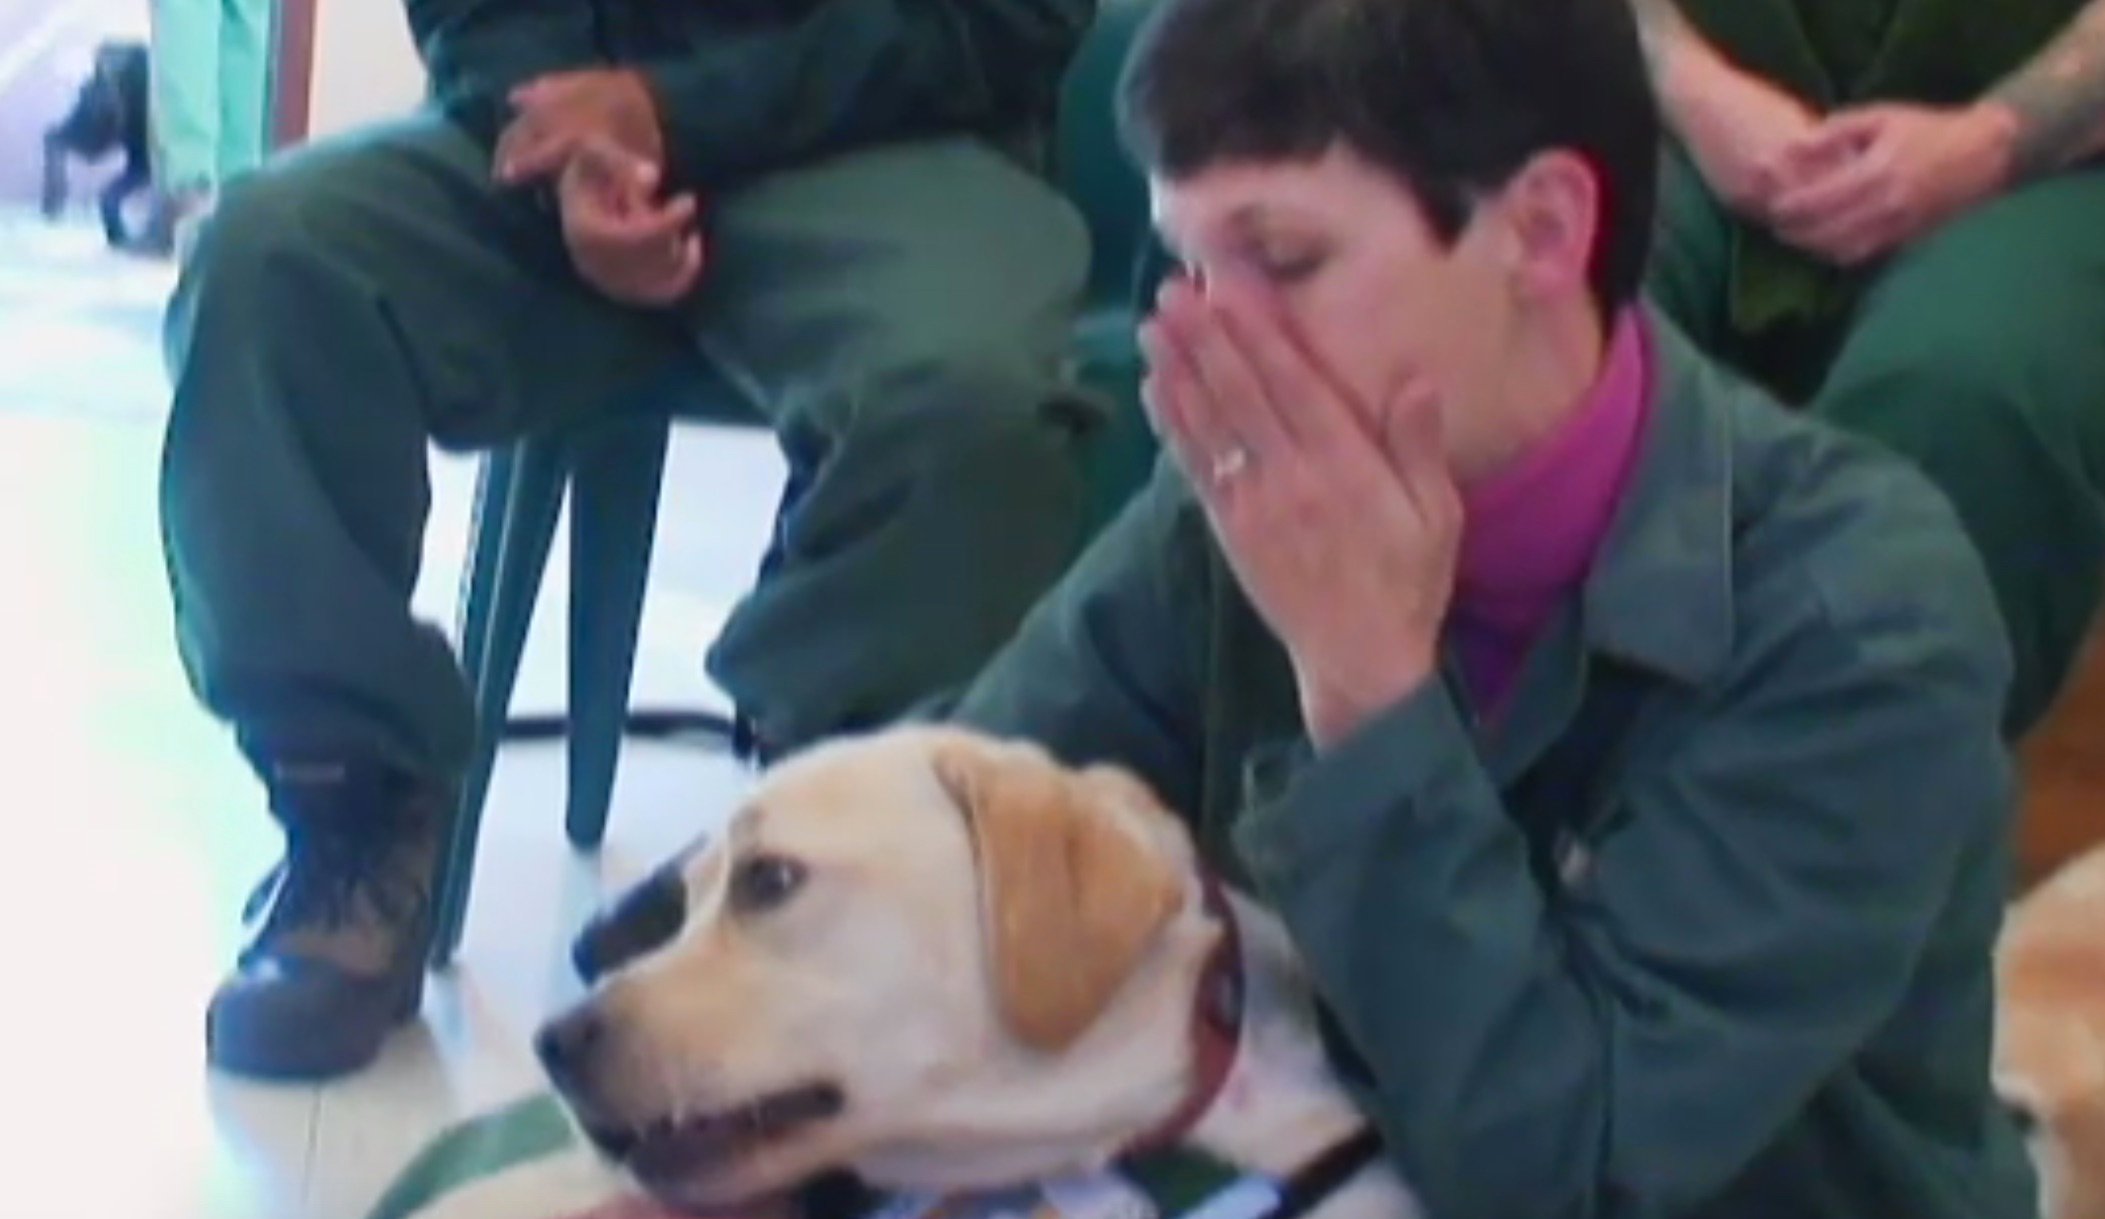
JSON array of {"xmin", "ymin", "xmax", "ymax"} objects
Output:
[{"xmin": 954, "ymin": 0, "xmax": 2033, "ymax": 1213}]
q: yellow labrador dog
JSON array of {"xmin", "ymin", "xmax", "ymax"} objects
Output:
[
  {"xmin": 1997, "ymin": 840, "xmax": 2105, "ymax": 1219},
  {"xmin": 410, "ymin": 727, "xmax": 1421, "ymax": 1219}
]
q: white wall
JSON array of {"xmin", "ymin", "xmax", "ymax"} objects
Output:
[{"xmin": 306, "ymin": 0, "xmax": 423, "ymax": 137}]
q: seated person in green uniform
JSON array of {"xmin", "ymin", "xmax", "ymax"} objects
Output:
[
  {"xmin": 1633, "ymin": 0, "xmax": 2105, "ymax": 737},
  {"xmin": 168, "ymin": 0, "xmax": 1096, "ymax": 1081},
  {"xmin": 952, "ymin": 0, "xmax": 2035, "ymax": 1213}
]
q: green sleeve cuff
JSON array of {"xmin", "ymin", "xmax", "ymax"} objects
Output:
[
  {"xmin": 631, "ymin": 0, "xmax": 929, "ymax": 190},
  {"xmin": 1233, "ymin": 678, "xmax": 1492, "ymax": 887},
  {"xmin": 636, "ymin": 61, "xmax": 723, "ymax": 190}
]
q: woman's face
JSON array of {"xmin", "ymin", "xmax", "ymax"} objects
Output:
[{"xmin": 1150, "ymin": 145, "xmax": 1584, "ymax": 484}]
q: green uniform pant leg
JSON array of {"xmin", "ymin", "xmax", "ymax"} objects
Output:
[
  {"xmin": 692, "ymin": 137, "xmax": 1093, "ymax": 750},
  {"xmin": 214, "ymin": 0, "xmax": 277, "ymax": 181},
  {"xmin": 1811, "ymin": 168, "xmax": 2105, "ymax": 738},
  {"xmin": 161, "ymin": 114, "xmax": 691, "ymax": 782},
  {"xmin": 150, "ymin": 0, "xmax": 222, "ymax": 189}
]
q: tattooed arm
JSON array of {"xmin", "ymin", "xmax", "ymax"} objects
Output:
[{"xmin": 1983, "ymin": 0, "xmax": 2105, "ymax": 180}]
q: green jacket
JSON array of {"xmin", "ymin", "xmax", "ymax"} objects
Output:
[
  {"xmin": 1675, "ymin": 0, "xmax": 2088, "ymax": 347},
  {"xmin": 951, "ymin": 316, "xmax": 2035, "ymax": 1218},
  {"xmin": 402, "ymin": 0, "xmax": 1093, "ymax": 187}
]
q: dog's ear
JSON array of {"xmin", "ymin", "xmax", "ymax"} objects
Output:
[{"xmin": 934, "ymin": 740, "xmax": 1184, "ymax": 1054}]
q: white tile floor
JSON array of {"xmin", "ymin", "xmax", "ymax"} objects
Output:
[{"xmin": 0, "ymin": 210, "xmax": 790, "ymax": 1218}]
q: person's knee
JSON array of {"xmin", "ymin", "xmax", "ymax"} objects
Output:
[
  {"xmin": 841, "ymin": 344, "xmax": 1093, "ymax": 463},
  {"xmin": 184, "ymin": 170, "xmax": 314, "ymax": 287},
  {"xmin": 1816, "ymin": 300, "xmax": 2099, "ymax": 561},
  {"xmin": 169, "ymin": 161, "xmax": 363, "ymax": 369},
  {"xmin": 1818, "ymin": 311, "xmax": 2105, "ymax": 734},
  {"xmin": 1816, "ymin": 342, "xmax": 2088, "ymax": 592},
  {"xmin": 1818, "ymin": 326, "xmax": 2079, "ymax": 498},
  {"xmin": 1823, "ymin": 182, "xmax": 2105, "ymax": 478}
]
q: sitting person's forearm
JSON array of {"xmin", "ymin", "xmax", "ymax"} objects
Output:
[
  {"xmin": 1982, "ymin": 0, "xmax": 2105, "ymax": 180},
  {"xmin": 1627, "ymin": 1, "xmax": 1741, "ymax": 132}
]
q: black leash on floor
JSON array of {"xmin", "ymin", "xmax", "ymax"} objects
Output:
[
  {"xmin": 1259, "ymin": 1125, "xmax": 1385, "ymax": 1219},
  {"xmin": 497, "ymin": 707, "xmax": 745, "ymax": 748}
]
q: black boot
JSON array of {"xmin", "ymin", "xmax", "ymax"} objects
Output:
[{"xmin": 207, "ymin": 761, "xmax": 450, "ymax": 1081}]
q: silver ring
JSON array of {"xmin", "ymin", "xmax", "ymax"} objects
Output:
[{"xmin": 1210, "ymin": 446, "xmax": 1252, "ymax": 485}]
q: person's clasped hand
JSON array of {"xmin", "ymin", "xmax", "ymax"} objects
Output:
[
  {"xmin": 1671, "ymin": 62, "xmax": 1828, "ymax": 222},
  {"xmin": 554, "ymin": 136, "xmax": 706, "ymax": 306},
  {"xmin": 1140, "ymin": 275, "xmax": 1462, "ymax": 751},
  {"xmin": 496, "ymin": 69, "xmax": 668, "ymax": 183},
  {"xmin": 494, "ymin": 69, "xmax": 705, "ymax": 306},
  {"xmin": 1766, "ymin": 102, "xmax": 2017, "ymax": 266}
]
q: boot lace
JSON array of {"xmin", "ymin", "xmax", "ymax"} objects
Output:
[{"xmin": 241, "ymin": 770, "xmax": 431, "ymax": 947}]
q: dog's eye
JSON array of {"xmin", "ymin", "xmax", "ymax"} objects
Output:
[{"xmin": 729, "ymin": 854, "xmax": 807, "ymax": 915}]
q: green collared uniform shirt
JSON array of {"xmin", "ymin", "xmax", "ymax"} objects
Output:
[
  {"xmin": 400, "ymin": 0, "xmax": 1092, "ymax": 188},
  {"xmin": 952, "ymin": 316, "xmax": 2036, "ymax": 1219}
]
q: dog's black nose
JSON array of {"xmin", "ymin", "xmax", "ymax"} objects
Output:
[{"xmin": 535, "ymin": 1005, "xmax": 605, "ymax": 1084}]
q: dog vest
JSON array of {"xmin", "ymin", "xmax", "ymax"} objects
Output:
[{"xmin": 364, "ymin": 1092, "xmax": 1362, "ymax": 1219}]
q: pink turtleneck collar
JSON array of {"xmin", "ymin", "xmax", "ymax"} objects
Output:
[{"xmin": 1449, "ymin": 309, "xmax": 1654, "ymax": 714}]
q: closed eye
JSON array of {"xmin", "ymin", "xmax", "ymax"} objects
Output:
[
  {"xmin": 1233, "ymin": 241, "xmax": 1326, "ymax": 285},
  {"xmin": 728, "ymin": 853, "xmax": 808, "ymax": 916},
  {"xmin": 1257, "ymin": 253, "xmax": 1324, "ymax": 284}
]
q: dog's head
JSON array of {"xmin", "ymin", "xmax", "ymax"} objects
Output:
[{"xmin": 538, "ymin": 727, "xmax": 1208, "ymax": 1215}]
